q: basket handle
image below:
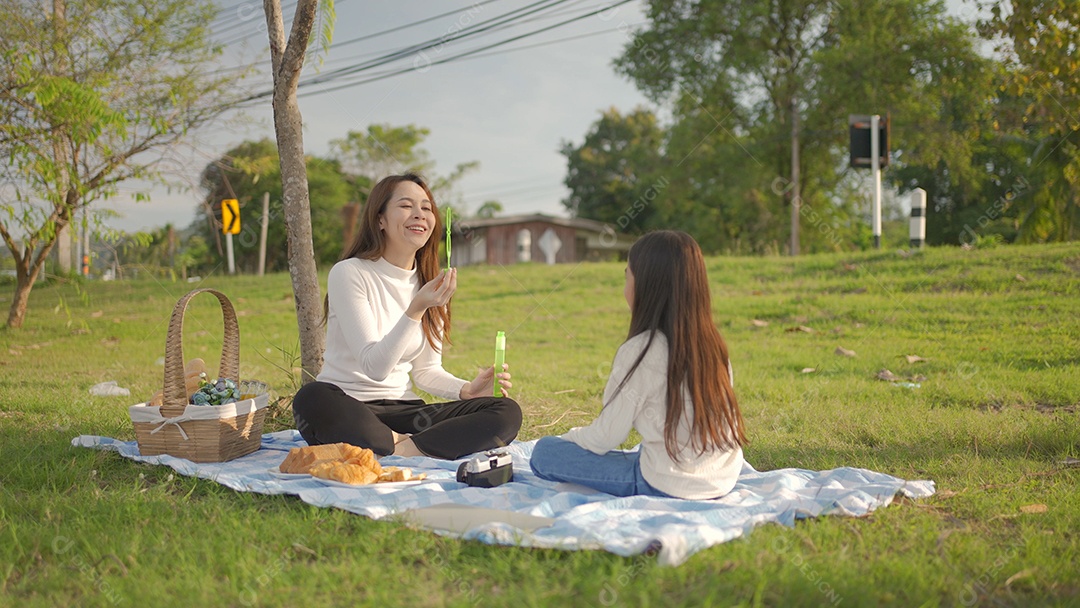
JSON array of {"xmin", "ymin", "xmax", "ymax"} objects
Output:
[{"xmin": 162, "ymin": 288, "xmax": 240, "ymax": 406}]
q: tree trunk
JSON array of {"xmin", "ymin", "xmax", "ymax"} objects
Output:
[
  {"xmin": 6, "ymin": 243, "xmax": 49, "ymax": 329},
  {"xmin": 4, "ymin": 203, "xmax": 65, "ymax": 328},
  {"xmin": 3, "ymin": 0, "xmax": 76, "ymax": 327},
  {"xmin": 264, "ymin": 0, "xmax": 324, "ymax": 384},
  {"xmin": 6, "ymin": 278, "xmax": 32, "ymax": 328},
  {"xmin": 273, "ymin": 92, "xmax": 324, "ymax": 383}
]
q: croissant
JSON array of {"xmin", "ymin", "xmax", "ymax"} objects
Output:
[
  {"xmin": 278, "ymin": 442, "xmax": 423, "ymax": 485},
  {"xmin": 309, "ymin": 461, "xmax": 379, "ymax": 485},
  {"xmin": 340, "ymin": 445, "xmax": 382, "ymax": 476}
]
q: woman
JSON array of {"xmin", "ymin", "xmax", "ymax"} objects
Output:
[
  {"xmin": 530, "ymin": 230, "xmax": 746, "ymax": 499},
  {"xmin": 292, "ymin": 173, "xmax": 521, "ymax": 460}
]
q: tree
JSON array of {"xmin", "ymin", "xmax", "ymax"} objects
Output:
[
  {"xmin": 817, "ymin": 0, "xmax": 1018, "ymax": 247},
  {"xmin": 197, "ymin": 139, "xmax": 351, "ymax": 271},
  {"xmin": 95, "ymin": 225, "xmax": 187, "ymax": 280},
  {"xmin": 612, "ymin": 0, "xmax": 989, "ymax": 253},
  {"xmin": 475, "ymin": 201, "xmax": 503, "ymax": 218},
  {"xmin": 330, "ymin": 124, "xmax": 480, "ymax": 210},
  {"xmin": 980, "ymin": 1, "xmax": 1080, "ymax": 241},
  {"xmin": 561, "ymin": 107, "xmax": 665, "ymax": 234},
  {"xmin": 262, "ymin": 0, "xmax": 335, "ymax": 385},
  {"xmin": 0, "ymin": 0, "xmax": 247, "ymax": 327},
  {"xmin": 330, "ymin": 124, "xmax": 433, "ymax": 199}
]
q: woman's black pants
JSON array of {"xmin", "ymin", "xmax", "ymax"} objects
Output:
[{"xmin": 291, "ymin": 381, "xmax": 522, "ymax": 460}]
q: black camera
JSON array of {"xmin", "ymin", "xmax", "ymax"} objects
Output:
[{"xmin": 456, "ymin": 450, "xmax": 514, "ymax": 488}]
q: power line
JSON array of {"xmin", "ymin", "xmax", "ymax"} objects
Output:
[
  {"xmin": 219, "ymin": 0, "xmax": 610, "ymax": 58},
  {"xmin": 226, "ymin": 0, "xmax": 516, "ymax": 58},
  {"xmin": 229, "ymin": 0, "xmax": 635, "ymax": 103},
  {"xmin": 235, "ymin": 0, "xmax": 580, "ymax": 103},
  {"xmin": 293, "ymin": 0, "xmax": 636, "ymax": 98},
  {"xmin": 209, "ymin": 0, "xmax": 254, "ymax": 26},
  {"xmin": 298, "ymin": 0, "xmax": 576, "ymax": 89},
  {"xmin": 463, "ymin": 177, "xmax": 568, "ymax": 200},
  {"xmin": 408, "ymin": 22, "xmax": 637, "ymax": 65},
  {"xmin": 298, "ymin": 23, "xmax": 638, "ymax": 94},
  {"xmin": 235, "ymin": 0, "xmax": 578, "ymax": 97},
  {"xmin": 468, "ymin": 181, "xmax": 567, "ymax": 200},
  {"xmin": 329, "ymin": 0, "xmax": 506, "ymax": 51},
  {"xmin": 210, "ymin": 0, "xmax": 298, "ymax": 38},
  {"xmin": 314, "ymin": 0, "xmax": 614, "ymax": 70}
]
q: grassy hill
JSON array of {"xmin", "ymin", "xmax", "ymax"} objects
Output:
[{"xmin": 1, "ymin": 242, "xmax": 1078, "ymax": 606}]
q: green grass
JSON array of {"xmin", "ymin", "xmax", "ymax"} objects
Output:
[{"xmin": 1, "ymin": 242, "xmax": 1079, "ymax": 607}]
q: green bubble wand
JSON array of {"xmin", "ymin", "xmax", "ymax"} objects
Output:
[{"xmin": 445, "ymin": 207, "xmax": 452, "ymax": 271}]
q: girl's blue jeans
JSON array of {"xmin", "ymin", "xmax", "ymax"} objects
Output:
[{"xmin": 529, "ymin": 436, "xmax": 672, "ymax": 498}]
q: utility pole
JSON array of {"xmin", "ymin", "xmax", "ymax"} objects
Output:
[
  {"xmin": 790, "ymin": 95, "xmax": 801, "ymax": 256},
  {"xmin": 221, "ymin": 199, "xmax": 239, "ymax": 274},
  {"xmin": 258, "ymin": 191, "xmax": 269, "ymax": 276},
  {"xmin": 849, "ymin": 114, "xmax": 890, "ymax": 250},
  {"xmin": 871, "ymin": 114, "xmax": 882, "ymax": 249}
]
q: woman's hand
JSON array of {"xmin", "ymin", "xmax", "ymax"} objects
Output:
[
  {"xmin": 406, "ymin": 268, "xmax": 456, "ymax": 320},
  {"xmin": 460, "ymin": 363, "xmax": 512, "ymax": 399}
]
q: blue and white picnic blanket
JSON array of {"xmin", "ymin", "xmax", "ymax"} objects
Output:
[{"xmin": 73, "ymin": 431, "xmax": 935, "ymax": 566}]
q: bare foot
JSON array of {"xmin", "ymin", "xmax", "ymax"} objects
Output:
[
  {"xmin": 392, "ymin": 438, "xmax": 424, "ymax": 457},
  {"xmin": 391, "ymin": 431, "xmax": 412, "ymax": 445}
]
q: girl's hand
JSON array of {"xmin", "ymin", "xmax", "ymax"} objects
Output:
[
  {"xmin": 460, "ymin": 363, "xmax": 512, "ymax": 399},
  {"xmin": 406, "ymin": 268, "xmax": 456, "ymax": 320}
]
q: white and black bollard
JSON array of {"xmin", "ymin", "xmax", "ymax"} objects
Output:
[{"xmin": 910, "ymin": 188, "xmax": 926, "ymax": 249}]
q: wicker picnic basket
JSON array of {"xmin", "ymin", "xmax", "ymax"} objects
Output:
[{"xmin": 128, "ymin": 288, "xmax": 269, "ymax": 463}]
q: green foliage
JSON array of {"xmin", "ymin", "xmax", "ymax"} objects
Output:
[
  {"xmin": 561, "ymin": 107, "xmax": 665, "ymax": 234},
  {"xmin": 0, "ymin": 0, "xmax": 250, "ymax": 327},
  {"xmin": 971, "ymin": 0, "xmax": 1080, "ymax": 243},
  {"xmin": 330, "ymin": 124, "xmax": 435, "ymax": 200},
  {"xmin": 310, "ymin": 0, "xmax": 336, "ymax": 67},
  {"xmin": 594, "ymin": 0, "xmax": 1079, "ymax": 252},
  {"xmin": 189, "ymin": 126, "xmax": 483, "ymax": 275},
  {"xmin": 475, "ymin": 200, "xmax": 503, "ymax": 218},
  {"xmin": 626, "ymin": 1, "xmax": 940, "ymax": 249},
  {"xmin": 195, "ymin": 139, "xmax": 351, "ymax": 272},
  {"xmin": 1, "ymin": 243, "xmax": 1078, "ymax": 605},
  {"xmin": 981, "ymin": 0, "xmax": 1080, "ymax": 137},
  {"xmin": 173, "ymin": 234, "xmax": 209, "ymax": 279},
  {"xmin": 95, "ymin": 224, "xmax": 193, "ymax": 280},
  {"xmin": 16, "ymin": 74, "xmax": 127, "ymax": 147},
  {"xmin": 328, "ymin": 123, "xmax": 479, "ymax": 211}
]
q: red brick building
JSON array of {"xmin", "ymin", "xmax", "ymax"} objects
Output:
[{"xmin": 449, "ymin": 214, "xmax": 635, "ymax": 266}]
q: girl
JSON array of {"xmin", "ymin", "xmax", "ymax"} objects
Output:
[
  {"xmin": 292, "ymin": 173, "xmax": 521, "ymax": 460},
  {"xmin": 530, "ymin": 230, "xmax": 747, "ymax": 499}
]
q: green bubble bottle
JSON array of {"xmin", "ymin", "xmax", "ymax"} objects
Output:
[{"xmin": 493, "ymin": 331, "xmax": 506, "ymax": 397}]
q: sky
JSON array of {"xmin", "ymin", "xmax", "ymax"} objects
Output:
[
  {"xmin": 106, "ymin": 0, "xmax": 655, "ymax": 233},
  {"xmin": 104, "ymin": 0, "xmax": 980, "ymax": 234}
]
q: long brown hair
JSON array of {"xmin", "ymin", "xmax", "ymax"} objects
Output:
[
  {"xmin": 608, "ymin": 230, "xmax": 746, "ymax": 460},
  {"xmin": 325, "ymin": 173, "xmax": 450, "ymax": 352}
]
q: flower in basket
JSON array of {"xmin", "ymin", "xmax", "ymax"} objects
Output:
[{"xmin": 190, "ymin": 374, "xmax": 241, "ymax": 406}]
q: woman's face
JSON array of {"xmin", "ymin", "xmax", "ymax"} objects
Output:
[
  {"xmin": 624, "ymin": 264, "xmax": 635, "ymax": 310},
  {"xmin": 379, "ymin": 181, "xmax": 436, "ymax": 256}
]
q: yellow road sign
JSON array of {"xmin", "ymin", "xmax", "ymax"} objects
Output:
[{"xmin": 221, "ymin": 199, "xmax": 240, "ymax": 234}]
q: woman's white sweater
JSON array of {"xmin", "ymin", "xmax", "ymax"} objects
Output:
[{"xmin": 317, "ymin": 257, "xmax": 467, "ymax": 402}]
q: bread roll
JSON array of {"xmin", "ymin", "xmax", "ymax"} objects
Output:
[{"xmin": 279, "ymin": 444, "xmax": 351, "ymax": 474}]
